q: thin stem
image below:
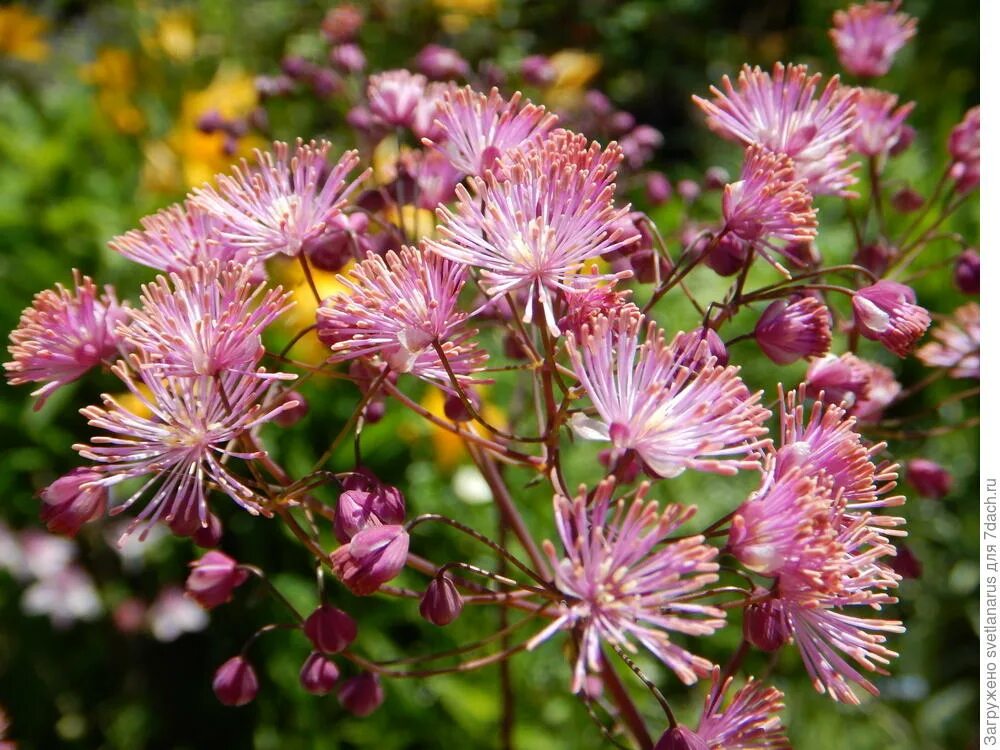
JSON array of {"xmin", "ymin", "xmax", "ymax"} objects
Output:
[
  {"xmin": 599, "ymin": 652, "xmax": 653, "ymax": 750},
  {"xmin": 297, "ymin": 252, "xmax": 322, "ymax": 304},
  {"xmin": 242, "ymin": 565, "xmax": 305, "ymax": 624}
]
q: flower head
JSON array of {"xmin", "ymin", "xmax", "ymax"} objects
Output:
[
  {"xmin": 39, "ymin": 468, "xmax": 108, "ymax": 536},
  {"xmin": 722, "ymin": 144, "xmax": 817, "ymax": 263},
  {"xmin": 830, "ymin": 1, "xmax": 917, "ymax": 78},
  {"xmin": 331, "ymin": 523, "xmax": 410, "ymax": 595},
  {"xmin": 75, "ymin": 362, "xmax": 296, "ymax": 539},
  {"xmin": 568, "ymin": 310, "xmax": 770, "ymax": 478},
  {"xmin": 109, "ymin": 200, "xmax": 248, "ymax": 273},
  {"xmin": 429, "ymin": 129, "xmax": 636, "ymax": 334},
  {"xmin": 694, "ymin": 63, "xmax": 859, "ymax": 196},
  {"xmin": 849, "ymin": 88, "xmax": 914, "ymax": 157},
  {"xmin": 916, "ymin": 301, "xmax": 980, "ymax": 378},
  {"xmin": 192, "ymin": 139, "xmax": 368, "ymax": 259},
  {"xmin": 424, "ymin": 85, "xmax": 557, "ymax": 177},
  {"xmin": 367, "ymin": 69, "xmax": 427, "ymax": 128},
  {"xmin": 6, "ymin": 271, "xmax": 128, "ymax": 409},
  {"xmin": 121, "ymin": 261, "xmax": 293, "ymax": 379},
  {"xmin": 530, "ymin": 478, "xmax": 724, "ymax": 691},
  {"xmin": 852, "ymin": 280, "xmax": 930, "ymax": 356},
  {"xmin": 754, "ymin": 296, "xmax": 832, "ymax": 365},
  {"xmin": 316, "ymin": 246, "xmax": 487, "ymax": 387},
  {"xmin": 186, "ymin": 550, "xmax": 249, "ymax": 609}
]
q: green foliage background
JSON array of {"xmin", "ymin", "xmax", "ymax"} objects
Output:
[{"xmin": 0, "ymin": 1, "xmax": 979, "ymax": 748}]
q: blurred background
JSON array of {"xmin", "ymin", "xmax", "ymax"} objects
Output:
[{"xmin": 0, "ymin": 1, "xmax": 979, "ymax": 748}]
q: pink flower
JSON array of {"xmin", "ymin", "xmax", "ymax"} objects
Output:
[
  {"xmin": 529, "ymin": 479, "xmax": 724, "ymax": 691},
  {"xmin": 191, "ymin": 140, "xmax": 368, "ymax": 259},
  {"xmin": 852, "ymin": 280, "xmax": 930, "ymax": 356},
  {"xmin": 333, "ymin": 474, "xmax": 406, "ymax": 544},
  {"xmin": 916, "ymin": 301, "xmax": 980, "ymax": 378},
  {"xmin": 754, "ymin": 296, "xmax": 832, "ymax": 365},
  {"xmin": 423, "ymin": 85, "xmax": 557, "ymax": 177},
  {"xmin": 850, "ymin": 359, "xmax": 901, "ymax": 422},
  {"xmin": 367, "ymin": 69, "xmax": 427, "ymax": 128},
  {"xmin": 654, "ymin": 667, "xmax": 788, "ymax": 750},
  {"xmin": 850, "ymin": 88, "xmax": 915, "ymax": 157},
  {"xmin": 121, "ymin": 261, "xmax": 292, "ymax": 379},
  {"xmin": 948, "ymin": 107, "xmax": 980, "ymax": 194},
  {"xmin": 694, "ymin": 63, "xmax": 859, "ymax": 196},
  {"xmin": 75, "ymin": 362, "xmax": 297, "ymax": 539},
  {"xmin": 6, "ymin": 271, "xmax": 128, "ymax": 409},
  {"xmin": 830, "ymin": 1, "xmax": 917, "ymax": 78},
  {"xmin": 39, "ymin": 468, "xmax": 107, "ymax": 537},
  {"xmin": 722, "ymin": 145, "xmax": 817, "ymax": 254},
  {"xmin": 108, "ymin": 200, "xmax": 248, "ymax": 273},
  {"xmin": 557, "ymin": 285, "xmax": 635, "ymax": 339},
  {"xmin": 185, "ymin": 550, "xmax": 249, "ymax": 609},
  {"xmin": 429, "ymin": 130, "xmax": 636, "ymax": 334},
  {"xmin": 567, "ymin": 311, "xmax": 770, "ymax": 479},
  {"xmin": 213, "ymin": 656, "xmax": 258, "ymax": 706},
  {"xmin": 906, "ymin": 458, "xmax": 953, "ymax": 499},
  {"xmin": 316, "ymin": 246, "xmax": 487, "ymax": 387},
  {"xmin": 413, "ymin": 44, "xmax": 469, "ymax": 80},
  {"xmin": 331, "ymin": 524, "xmax": 410, "ymax": 595}
]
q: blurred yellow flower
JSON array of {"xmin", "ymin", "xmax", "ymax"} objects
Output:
[
  {"xmin": 372, "ymin": 135, "xmax": 401, "ymax": 185},
  {"xmin": 546, "ymin": 50, "xmax": 602, "ymax": 109},
  {"xmin": 79, "ymin": 48, "xmax": 146, "ymax": 134},
  {"xmin": 276, "ymin": 256, "xmax": 354, "ymax": 363},
  {"xmin": 421, "ymin": 387, "xmax": 507, "ymax": 471},
  {"xmin": 142, "ymin": 10, "xmax": 196, "ymax": 62},
  {"xmin": 109, "ymin": 382, "xmax": 154, "ymax": 421},
  {"xmin": 433, "ymin": 0, "xmax": 496, "ymax": 33},
  {"xmin": 0, "ymin": 5, "xmax": 49, "ymax": 62}
]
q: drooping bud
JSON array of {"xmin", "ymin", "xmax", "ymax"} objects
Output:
[
  {"xmin": 192, "ymin": 513, "xmax": 223, "ymax": 548},
  {"xmin": 419, "ymin": 574, "xmax": 463, "ymax": 626},
  {"xmin": 853, "ymin": 281, "xmax": 930, "ymax": 356},
  {"xmin": 891, "ymin": 187, "xmax": 924, "ymax": 213},
  {"xmin": 334, "ymin": 473, "xmax": 406, "ymax": 543},
  {"xmin": 38, "ymin": 468, "xmax": 106, "ymax": 536},
  {"xmin": 443, "ymin": 390, "xmax": 479, "ymax": 422},
  {"xmin": 890, "ymin": 544, "xmax": 923, "ymax": 579},
  {"xmin": 272, "ymin": 390, "xmax": 310, "ymax": 427},
  {"xmin": 338, "ymin": 672, "xmax": 384, "ymax": 716},
  {"xmin": 303, "ymin": 604, "xmax": 358, "ymax": 654},
  {"xmin": 331, "ymin": 525, "xmax": 410, "ymax": 595},
  {"xmin": 954, "ymin": 249, "xmax": 980, "ymax": 294},
  {"xmin": 653, "ymin": 726, "xmax": 710, "ymax": 750},
  {"xmin": 743, "ymin": 598, "xmax": 789, "ymax": 652},
  {"xmin": 907, "ymin": 458, "xmax": 953, "ymax": 499},
  {"xmin": 212, "ymin": 656, "xmax": 259, "ymax": 706},
  {"xmin": 754, "ymin": 297, "xmax": 832, "ymax": 365},
  {"xmin": 299, "ymin": 651, "xmax": 340, "ymax": 695},
  {"xmin": 185, "ymin": 551, "xmax": 248, "ymax": 610},
  {"xmin": 703, "ymin": 232, "xmax": 750, "ymax": 277}
]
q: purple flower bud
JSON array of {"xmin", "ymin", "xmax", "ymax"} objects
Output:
[
  {"xmin": 345, "ymin": 106, "xmax": 383, "ymax": 140},
  {"xmin": 329, "ymin": 43, "xmax": 366, "ymax": 73},
  {"xmin": 619, "ymin": 125, "xmax": 663, "ymax": 169},
  {"xmin": 754, "ymin": 297, "xmax": 832, "ymax": 365},
  {"xmin": 782, "ymin": 240, "xmax": 820, "ymax": 268},
  {"xmin": 479, "ymin": 61, "xmax": 506, "ymax": 89},
  {"xmin": 890, "ymin": 544, "xmax": 923, "ymax": 579},
  {"xmin": 948, "ymin": 106, "xmax": 979, "ymax": 164},
  {"xmin": 212, "ymin": 656, "xmax": 258, "ymax": 706},
  {"xmin": 702, "ymin": 232, "xmax": 749, "ymax": 276},
  {"xmin": 520, "ymin": 54, "xmax": 556, "ymax": 86},
  {"xmin": 954, "ymin": 249, "xmax": 980, "ymax": 294},
  {"xmin": 654, "ymin": 726, "xmax": 710, "ymax": 750},
  {"xmin": 321, "ymin": 5, "xmax": 364, "ymax": 44},
  {"xmin": 281, "ymin": 55, "xmax": 317, "ymax": 81},
  {"xmin": 853, "ymin": 241, "xmax": 897, "ymax": 277},
  {"xmin": 853, "ymin": 281, "xmax": 930, "ymax": 356},
  {"xmin": 702, "ymin": 165, "xmax": 730, "ymax": 190},
  {"xmin": 608, "ymin": 110, "xmax": 636, "ymax": 136},
  {"xmin": 185, "ymin": 551, "xmax": 248, "ymax": 609},
  {"xmin": 674, "ymin": 327, "xmax": 728, "ymax": 368},
  {"xmin": 303, "ymin": 604, "xmax": 358, "ymax": 654},
  {"xmin": 629, "ymin": 249, "xmax": 671, "ymax": 285},
  {"xmin": 891, "ymin": 187, "xmax": 925, "ymax": 213},
  {"xmin": 334, "ymin": 475, "xmax": 406, "ymax": 544},
  {"xmin": 419, "ymin": 574, "xmax": 463, "ymax": 626},
  {"xmin": 584, "ymin": 89, "xmax": 614, "ymax": 117},
  {"xmin": 331, "ymin": 524, "xmax": 410, "ymax": 595},
  {"xmin": 196, "ymin": 109, "xmax": 227, "ymax": 134},
  {"xmin": 805, "ymin": 353, "xmax": 871, "ymax": 408},
  {"xmin": 644, "ymin": 172, "xmax": 672, "ymax": 205},
  {"xmin": 443, "ymin": 391, "xmax": 479, "ymax": 422},
  {"xmin": 907, "ymin": 458, "xmax": 953, "ymax": 499},
  {"xmin": 337, "ymin": 672, "xmax": 383, "ymax": 716},
  {"xmin": 598, "ymin": 448, "xmax": 642, "ymax": 484},
  {"xmin": 743, "ymin": 598, "xmax": 788, "ymax": 652},
  {"xmin": 889, "ymin": 124, "xmax": 916, "ymax": 157},
  {"xmin": 413, "ymin": 44, "xmax": 469, "ymax": 80},
  {"xmin": 272, "ymin": 390, "xmax": 310, "ymax": 428},
  {"xmin": 311, "ymin": 68, "xmax": 343, "ymax": 98},
  {"xmin": 192, "ymin": 513, "xmax": 224, "ymax": 548},
  {"xmin": 300, "ymin": 651, "xmax": 340, "ymax": 695},
  {"xmin": 677, "ymin": 179, "xmax": 701, "ymax": 203},
  {"xmin": 39, "ymin": 468, "xmax": 106, "ymax": 536}
]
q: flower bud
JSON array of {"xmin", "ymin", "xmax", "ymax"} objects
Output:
[
  {"xmin": 853, "ymin": 281, "xmax": 930, "ymax": 356},
  {"xmin": 39, "ymin": 468, "xmax": 106, "ymax": 536},
  {"xmin": 608, "ymin": 111, "xmax": 636, "ymax": 136},
  {"xmin": 677, "ymin": 178, "xmax": 701, "ymax": 202},
  {"xmin": 520, "ymin": 54, "xmax": 556, "ymax": 86},
  {"xmin": 907, "ymin": 458, "xmax": 953, "ymax": 499},
  {"xmin": 334, "ymin": 475, "xmax": 406, "ymax": 544},
  {"xmin": 329, "ymin": 43, "xmax": 366, "ymax": 74},
  {"xmin": 891, "ymin": 187, "xmax": 924, "ymax": 213},
  {"xmin": 185, "ymin": 551, "xmax": 248, "ymax": 609},
  {"xmin": 703, "ymin": 165, "xmax": 729, "ymax": 190},
  {"xmin": 754, "ymin": 297, "xmax": 832, "ymax": 365},
  {"xmin": 303, "ymin": 604, "xmax": 357, "ymax": 654},
  {"xmin": 654, "ymin": 726, "xmax": 710, "ymax": 750},
  {"xmin": 954, "ymin": 249, "xmax": 980, "ymax": 294},
  {"xmin": 272, "ymin": 390, "xmax": 310, "ymax": 427},
  {"xmin": 332, "ymin": 524, "xmax": 410, "ymax": 595},
  {"xmin": 192, "ymin": 513, "xmax": 224, "ymax": 548},
  {"xmin": 212, "ymin": 656, "xmax": 258, "ymax": 706},
  {"xmin": 629, "ymin": 249, "xmax": 672, "ymax": 285},
  {"xmin": 890, "ymin": 544, "xmax": 923, "ymax": 579},
  {"xmin": 281, "ymin": 55, "xmax": 317, "ymax": 81},
  {"xmin": 804, "ymin": 353, "xmax": 870, "ymax": 408},
  {"xmin": 443, "ymin": 391, "xmax": 478, "ymax": 422},
  {"xmin": 413, "ymin": 44, "xmax": 469, "ymax": 80},
  {"xmin": 419, "ymin": 574, "xmax": 463, "ymax": 626},
  {"xmin": 300, "ymin": 651, "xmax": 340, "ymax": 695},
  {"xmin": 743, "ymin": 598, "xmax": 789, "ymax": 652},
  {"xmin": 889, "ymin": 124, "xmax": 916, "ymax": 156},
  {"xmin": 338, "ymin": 672, "xmax": 383, "ymax": 716},
  {"xmin": 853, "ymin": 241, "xmax": 897, "ymax": 277},
  {"xmin": 644, "ymin": 172, "xmax": 672, "ymax": 205},
  {"xmin": 703, "ymin": 232, "xmax": 749, "ymax": 277},
  {"xmin": 321, "ymin": 5, "xmax": 364, "ymax": 44}
]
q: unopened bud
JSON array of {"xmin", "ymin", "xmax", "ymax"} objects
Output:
[
  {"xmin": 272, "ymin": 390, "xmax": 310, "ymax": 427},
  {"xmin": 654, "ymin": 726, "xmax": 710, "ymax": 750},
  {"xmin": 300, "ymin": 651, "xmax": 340, "ymax": 695},
  {"xmin": 419, "ymin": 574, "xmax": 463, "ymax": 626},
  {"xmin": 743, "ymin": 598, "xmax": 788, "ymax": 652},
  {"xmin": 186, "ymin": 551, "xmax": 248, "ymax": 609},
  {"xmin": 338, "ymin": 672, "xmax": 383, "ymax": 716},
  {"xmin": 907, "ymin": 458, "xmax": 953, "ymax": 499},
  {"xmin": 212, "ymin": 656, "xmax": 258, "ymax": 706},
  {"xmin": 303, "ymin": 604, "xmax": 358, "ymax": 654},
  {"xmin": 39, "ymin": 468, "xmax": 106, "ymax": 536}
]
